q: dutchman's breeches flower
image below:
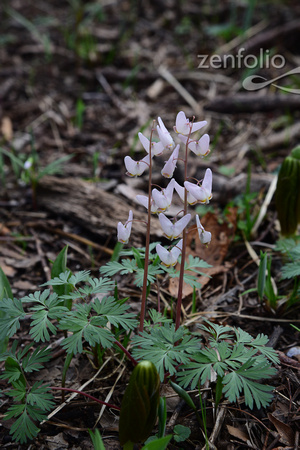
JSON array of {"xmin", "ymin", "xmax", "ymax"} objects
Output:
[
  {"xmin": 178, "ymin": 134, "xmax": 210, "ymax": 157},
  {"xmin": 184, "ymin": 168, "xmax": 212, "ymax": 204},
  {"xmin": 138, "ymin": 132, "xmax": 164, "ymax": 156},
  {"xmin": 173, "ymin": 180, "xmax": 198, "ymax": 205},
  {"xmin": 157, "ymin": 117, "xmax": 175, "ymax": 150},
  {"xmin": 161, "ymin": 144, "xmax": 179, "ymax": 178},
  {"xmin": 136, "ymin": 195, "xmax": 160, "ymax": 214},
  {"xmin": 156, "ymin": 239, "xmax": 183, "ymax": 267},
  {"xmin": 151, "ymin": 178, "xmax": 175, "ymax": 212},
  {"xmin": 196, "ymin": 215, "xmax": 211, "ymax": 245},
  {"xmin": 158, "ymin": 213, "xmax": 191, "ymax": 240},
  {"xmin": 124, "ymin": 154, "xmax": 150, "ymax": 177},
  {"xmin": 174, "ymin": 111, "xmax": 207, "ymax": 135},
  {"xmin": 117, "ymin": 210, "xmax": 133, "ymax": 244}
]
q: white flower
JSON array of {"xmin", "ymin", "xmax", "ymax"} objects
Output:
[
  {"xmin": 178, "ymin": 134, "xmax": 210, "ymax": 157},
  {"xmin": 157, "ymin": 117, "xmax": 175, "ymax": 151},
  {"xmin": 152, "ymin": 178, "xmax": 175, "ymax": 212},
  {"xmin": 173, "ymin": 180, "xmax": 198, "ymax": 205},
  {"xmin": 184, "ymin": 168, "xmax": 212, "ymax": 204},
  {"xmin": 156, "ymin": 239, "xmax": 183, "ymax": 267},
  {"xmin": 138, "ymin": 132, "xmax": 164, "ymax": 156},
  {"xmin": 161, "ymin": 144, "xmax": 179, "ymax": 178},
  {"xmin": 174, "ymin": 111, "xmax": 207, "ymax": 135},
  {"xmin": 159, "ymin": 213, "xmax": 191, "ymax": 239},
  {"xmin": 117, "ymin": 210, "xmax": 133, "ymax": 244},
  {"xmin": 24, "ymin": 159, "xmax": 33, "ymax": 170},
  {"xmin": 136, "ymin": 195, "xmax": 160, "ymax": 214},
  {"xmin": 124, "ymin": 154, "xmax": 150, "ymax": 177},
  {"xmin": 196, "ymin": 215, "xmax": 211, "ymax": 245}
]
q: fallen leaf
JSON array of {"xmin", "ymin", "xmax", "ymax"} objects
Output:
[
  {"xmin": 226, "ymin": 425, "xmax": 249, "ymax": 442},
  {"xmin": 0, "ymin": 258, "xmax": 17, "ymax": 277},
  {"xmin": 1, "ymin": 116, "xmax": 13, "ymax": 141},
  {"xmin": 268, "ymin": 412, "xmax": 295, "ymax": 446}
]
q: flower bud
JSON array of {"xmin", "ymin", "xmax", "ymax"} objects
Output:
[
  {"xmin": 275, "ymin": 145, "xmax": 300, "ymax": 235},
  {"xmin": 119, "ymin": 361, "xmax": 160, "ymax": 445}
]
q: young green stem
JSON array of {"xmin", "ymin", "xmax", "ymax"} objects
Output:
[{"xmin": 139, "ymin": 125, "xmax": 154, "ymax": 333}]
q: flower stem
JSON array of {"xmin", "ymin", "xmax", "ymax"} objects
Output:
[
  {"xmin": 175, "ymin": 123, "xmax": 192, "ymax": 330},
  {"xmin": 114, "ymin": 339, "xmax": 138, "ymax": 366},
  {"xmin": 139, "ymin": 125, "xmax": 154, "ymax": 332}
]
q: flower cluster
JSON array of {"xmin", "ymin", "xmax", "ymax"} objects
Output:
[{"xmin": 117, "ymin": 111, "xmax": 212, "ymax": 266}]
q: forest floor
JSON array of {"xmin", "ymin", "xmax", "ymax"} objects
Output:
[{"xmin": 0, "ymin": 1, "xmax": 300, "ymax": 449}]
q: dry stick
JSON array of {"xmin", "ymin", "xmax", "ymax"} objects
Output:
[
  {"xmin": 139, "ymin": 125, "xmax": 154, "ymax": 332},
  {"xmin": 158, "ymin": 66, "xmax": 201, "ymax": 115}
]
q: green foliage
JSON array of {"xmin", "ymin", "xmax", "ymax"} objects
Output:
[
  {"xmin": 253, "ymin": 238, "xmax": 300, "ymax": 310},
  {"xmin": 89, "ymin": 428, "xmax": 106, "ymax": 450},
  {"xmin": 59, "ymin": 297, "xmax": 137, "ymax": 354},
  {"xmin": 131, "ymin": 321, "xmax": 200, "ymax": 381},
  {"xmin": 0, "ymin": 344, "xmax": 52, "ymax": 383},
  {"xmin": 0, "ymin": 266, "xmax": 13, "ymax": 301},
  {"xmin": 100, "ymin": 244, "xmax": 164, "ymax": 288},
  {"xmin": 162, "ymin": 255, "xmax": 211, "ymax": 289},
  {"xmin": 50, "ymin": 245, "xmax": 71, "ymax": 300},
  {"xmin": 0, "ymin": 266, "xmax": 13, "ymax": 352},
  {"xmin": 173, "ymin": 424, "xmax": 191, "ymax": 443},
  {"xmin": 1, "ymin": 342, "xmax": 54, "ymax": 443},
  {"xmin": 0, "ymin": 297, "xmax": 26, "ymax": 340},
  {"xmin": 22, "ymin": 290, "xmax": 68, "ymax": 342},
  {"xmin": 4, "ymin": 381, "xmax": 55, "ymax": 443},
  {"xmin": 132, "ymin": 316, "xmax": 278, "ymax": 410},
  {"xmin": 175, "ymin": 321, "xmax": 278, "ymax": 409},
  {"xmin": 142, "ymin": 435, "xmax": 172, "ymax": 450}
]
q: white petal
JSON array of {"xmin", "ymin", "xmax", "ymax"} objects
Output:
[
  {"xmin": 138, "ymin": 132, "xmax": 164, "ymax": 156},
  {"xmin": 196, "ymin": 215, "xmax": 211, "ymax": 244},
  {"xmin": 156, "ymin": 239, "xmax": 183, "ymax": 266},
  {"xmin": 161, "ymin": 144, "xmax": 179, "ymax": 178},
  {"xmin": 170, "ymin": 239, "xmax": 183, "ymax": 262},
  {"xmin": 173, "ymin": 214, "xmax": 191, "ymax": 238},
  {"xmin": 174, "ymin": 180, "xmax": 197, "ymax": 205},
  {"xmin": 124, "ymin": 154, "xmax": 150, "ymax": 177},
  {"xmin": 189, "ymin": 134, "xmax": 210, "ymax": 157},
  {"xmin": 174, "ymin": 111, "xmax": 190, "ymax": 135},
  {"xmin": 136, "ymin": 195, "xmax": 159, "ymax": 213},
  {"xmin": 202, "ymin": 168, "xmax": 212, "ymax": 199},
  {"xmin": 191, "ymin": 120, "xmax": 207, "ymax": 133},
  {"xmin": 178, "ymin": 134, "xmax": 188, "ymax": 145},
  {"xmin": 117, "ymin": 210, "xmax": 133, "ymax": 244},
  {"xmin": 184, "ymin": 174, "xmax": 212, "ymax": 204},
  {"xmin": 156, "ymin": 244, "xmax": 171, "ymax": 266},
  {"xmin": 157, "ymin": 117, "xmax": 175, "ymax": 150}
]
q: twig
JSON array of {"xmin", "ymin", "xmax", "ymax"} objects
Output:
[
  {"xmin": 158, "ymin": 66, "xmax": 201, "ymax": 114},
  {"xmin": 30, "ymin": 228, "xmax": 51, "ymax": 281}
]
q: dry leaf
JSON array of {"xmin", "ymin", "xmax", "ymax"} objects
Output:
[
  {"xmin": 1, "ymin": 116, "xmax": 13, "ymax": 141},
  {"xmin": 268, "ymin": 413, "xmax": 295, "ymax": 446},
  {"xmin": 226, "ymin": 425, "xmax": 249, "ymax": 442},
  {"xmin": 169, "ymin": 208, "xmax": 237, "ymax": 298}
]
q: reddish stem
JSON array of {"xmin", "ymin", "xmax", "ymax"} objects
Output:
[
  {"xmin": 50, "ymin": 386, "xmax": 120, "ymax": 410},
  {"xmin": 114, "ymin": 339, "xmax": 138, "ymax": 366},
  {"xmin": 139, "ymin": 125, "xmax": 155, "ymax": 332},
  {"xmin": 175, "ymin": 122, "xmax": 193, "ymax": 330}
]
